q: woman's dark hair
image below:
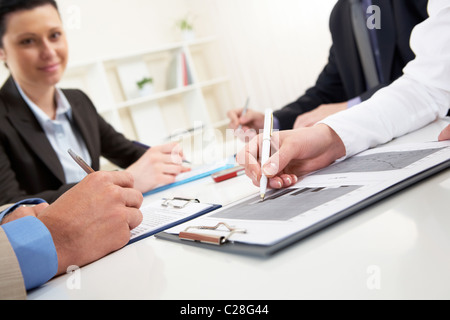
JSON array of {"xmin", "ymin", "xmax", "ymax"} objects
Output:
[{"xmin": 0, "ymin": 0, "xmax": 59, "ymax": 48}]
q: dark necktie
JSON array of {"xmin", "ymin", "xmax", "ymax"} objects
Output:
[{"xmin": 350, "ymin": 0, "xmax": 380, "ymax": 88}]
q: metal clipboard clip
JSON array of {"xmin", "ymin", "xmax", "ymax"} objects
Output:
[
  {"xmin": 179, "ymin": 222, "xmax": 247, "ymax": 246},
  {"xmin": 161, "ymin": 197, "xmax": 200, "ymax": 209}
]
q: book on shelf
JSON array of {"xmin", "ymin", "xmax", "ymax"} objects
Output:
[{"xmin": 167, "ymin": 51, "xmax": 193, "ymax": 89}]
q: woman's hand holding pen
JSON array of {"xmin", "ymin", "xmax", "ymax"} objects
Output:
[
  {"xmin": 126, "ymin": 141, "xmax": 191, "ymax": 193},
  {"xmin": 236, "ymin": 124, "xmax": 346, "ymax": 189}
]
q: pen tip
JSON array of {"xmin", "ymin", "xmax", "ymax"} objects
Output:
[{"xmin": 261, "ymin": 194, "xmax": 265, "ymax": 201}]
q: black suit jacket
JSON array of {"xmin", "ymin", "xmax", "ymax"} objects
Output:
[
  {"xmin": 0, "ymin": 77, "xmax": 146, "ymax": 205},
  {"xmin": 274, "ymin": 0, "xmax": 429, "ymax": 129}
]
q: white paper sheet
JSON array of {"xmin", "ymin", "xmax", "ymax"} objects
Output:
[{"xmin": 130, "ymin": 199, "xmax": 215, "ymax": 241}]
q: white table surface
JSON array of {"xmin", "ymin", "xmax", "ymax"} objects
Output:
[{"xmin": 28, "ymin": 119, "xmax": 450, "ymax": 300}]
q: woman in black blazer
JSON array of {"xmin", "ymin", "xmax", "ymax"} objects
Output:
[{"xmin": 0, "ymin": 0, "xmax": 189, "ymax": 205}]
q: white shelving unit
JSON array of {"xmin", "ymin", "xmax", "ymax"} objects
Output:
[{"xmin": 59, "ymin": 36, "xmax": 233, "ymax": 146}]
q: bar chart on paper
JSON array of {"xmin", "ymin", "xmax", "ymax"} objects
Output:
[
  {"xmin": 211, "ymin": 186, "xmax": 362, "ymax": 221},
  {"xmin": 317, "ymin": 148, "xmax": 445, "ymax": 175}
]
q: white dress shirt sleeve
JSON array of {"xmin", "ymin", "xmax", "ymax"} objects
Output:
[{"xmin": 320, "ymin": 0, "xmax": 450, "ymax": 158}]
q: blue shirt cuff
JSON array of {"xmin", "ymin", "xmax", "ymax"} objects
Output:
[
  {"xmin": 347, "ymin": 96, "xmax": 362, "ymax": 109},
  {"xmin": 0, "ymin": 198, "xmax": 47, "ymax": 223},
  {"xmin": 2, "ymin": 216, "xmax": 58, "ymax": 291},
  {"xmin": 273, "ymin": 116, "xmax": 281, "ymax": 130}
]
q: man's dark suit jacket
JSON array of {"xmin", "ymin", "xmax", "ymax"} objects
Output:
[
  {"xmin": 0, "ymin": 77, "xmax": 146, "ymax": 205},
  {"xmin": 274, "ymin": 0, "xmax": 429, "ymax": 130}
]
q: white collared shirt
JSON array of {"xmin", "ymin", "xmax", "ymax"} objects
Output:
[{"xmin": 16, "ymin": 82, "xmax": 92, "ymax": 184}]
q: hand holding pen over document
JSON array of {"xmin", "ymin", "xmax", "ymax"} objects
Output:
[
  {"xmin": 236, "ymin": 123, "xmax": 346, "ymax": 190},
  {"xmin": 70, "ymin": 141, "xmax": 191, "ymax": 194},
  {"xmin": 125, "ymin": 141, "xmax": 191, "ymax": 193},
  {"xmin": 228, "ymin": 97, "xmax": 265, "ymax": 140}
]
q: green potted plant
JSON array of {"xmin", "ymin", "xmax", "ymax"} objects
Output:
[
  {"xmin": 136, "ymin": 77, "xmax": 154, "ymax": 97},
  {"xmin": 177, "ymin": 15, "xmax": 195, "ymax": 41}
]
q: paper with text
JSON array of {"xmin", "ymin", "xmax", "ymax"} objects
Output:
[{"xmin": 130, "ymin": 199, "xmax": 217, "ymax": 242}]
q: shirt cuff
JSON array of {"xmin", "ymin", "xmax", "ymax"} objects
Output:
[
  {"xmin": 320, "ymin": 112, "xmax": 367, "ymax": 160},
  {"xmin": 2, "ymin": 216, "xmax": 58, "ymax": 291},
  {"xmin": 0, "ymin": 198, "xmax": 47, "ymax": 223},
  {"xmin": 273, "ymin": 116, "xmax": 281, "ymax": 130},
  {"xmin": 347, "ymin": 96, "xmax": 362, "ymax": 109},
  {"xmin": 2, "ymin": 217, "xmax": 58, "ymax": 290}
]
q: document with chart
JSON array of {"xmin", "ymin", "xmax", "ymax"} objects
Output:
[{"xmin": 161, "ymin": 141, "xmax": 450, "ymax": 254}]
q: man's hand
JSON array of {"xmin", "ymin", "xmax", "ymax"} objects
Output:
[
  {"xmin": 38, "ymin": 171, "xmax": 143, "ymax": 275},
  {"xmin": 293, "ymin": 102, "xmax": 348, "ymax": 129},
  {"xmin": 237, "ymin": 124, "xmax": 346, "ymax": 189}
]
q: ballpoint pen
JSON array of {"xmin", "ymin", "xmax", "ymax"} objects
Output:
[
  {"xmin": 68, "ymin": 149, "xmax": 95, "ymax": 174},
  {"xmin": 237, "ymin": 96, "xmax": 250, "ymax": 130},
  {"xmin": 260, "ymin": 109, "xmax": 273, "ymax": 201}
]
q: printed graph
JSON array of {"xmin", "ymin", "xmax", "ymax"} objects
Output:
[
  {"xmin": 316, "ymin": 148, "xmax": 444, "ymax": 175},
  {"xmin": 211, "ymin": 186, "xmax": 362, "ymax": 221}
]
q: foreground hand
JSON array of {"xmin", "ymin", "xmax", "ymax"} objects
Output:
[
  {"xmin": 38, "ymin": 171, "xmax": 143, "ymax": 275},
  {"xmin": 438, "ymin": 124, "xmax": 450, "ymax": 141},
  {"xmin": 126, "ymin": 142, "xmax": 191, "ymax": 193},
  {"xmin": 293, "ymin": 102, "xmax": 348, "ymax": 129},
  {"xmin": 236, "ymin": 124, "xmax": 346, "ymax": 189}
]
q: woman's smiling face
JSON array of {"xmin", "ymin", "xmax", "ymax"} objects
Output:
[{"xmin": 0, "ymin": 4, "xmax": 68, "ymax": 89}]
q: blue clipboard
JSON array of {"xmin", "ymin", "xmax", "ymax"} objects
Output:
[
  {"xmin": 133, "ymin": 141, "xmax": 237, "ymax": 196},
  {"xmin": 143, "ymin": 163, "xmax": 235, "ymax": 196}
]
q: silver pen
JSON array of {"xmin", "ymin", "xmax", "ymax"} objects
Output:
[
  {"xmin": 237, "ymin": 97, "xmax": 250, "ymax": 130},
  {"xmin": 68, "ymin": 149, "xmax": 95, "ymax": 174}
]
